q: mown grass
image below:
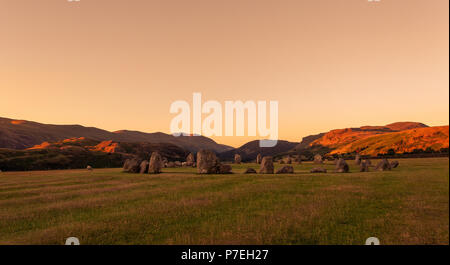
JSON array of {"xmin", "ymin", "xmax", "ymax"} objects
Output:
[{"xmin": 0, "ymin": 158, "xmax": 448, "ymax": 245}]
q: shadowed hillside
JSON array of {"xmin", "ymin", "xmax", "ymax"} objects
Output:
[
  {"xmin": 0, "ymin": 117, "xmax": 232, "ymax": 153},
  {"xmin": 218, "ymin": 140, "xmax": 299, "ymax": 162}
]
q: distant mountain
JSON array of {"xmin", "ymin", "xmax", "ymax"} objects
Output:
[
  {"xmin": 294, "ymin": 132, "xmax": 325, "ymax": 150},
  {"xmin": 330, "ymin": 126, "xmax": 449, "ymax": 155},
  {"xmin": 218, "ymin": 140, "xmax": 299, "ymax": 162},
  {"xmin": 293, "ymin": 122, "xmax": 448, "ymax": 156},
  {"xmin": 0, "ymin": 117, "xmax": 233, "ymax": 153},
  {"xmin": 384, "ymin": 122, "xmax": 429, "ymax": 131},
  {"xmin": 307, "ymin": 122, "xmax": 428, "ymax": 149},
  {"xmin": 2, "ymin": 117, "xmax": 445, "ymax": 160},
  {"xmin": 26, "ymin": 137, "xmax": 189, "ymax": 160}
]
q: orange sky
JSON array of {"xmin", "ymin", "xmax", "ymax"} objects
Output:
[{"xmin": 1, "ymin": 0, "xmax": 448, "ymax": 147}]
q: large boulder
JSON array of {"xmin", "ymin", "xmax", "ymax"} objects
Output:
[
  {"xmin": 234, "ymin": 154, "xmax": 242, "ymax": 164},
  {"xmin": 360, "ymin": 160, "xmax": 369, "ymax": 172},
  {"xmin": 244, "ymin": 168, "xmax": 257, "ymax": 174},
  {"xmin": 310, "ymin": 167, "xmax": 327, "ymax": 173},
  {"xmin": 259, "ymin": 156, "xmax": 274, "ymax": 174},
  {"xmin": 139, "ymin": 160, "xmax": 149, "ymax": 174},
  {"xmin": 218, "ymin": 164, "xmax": 233, "ymax": 174},
  {"xmin": 355, "ymin": 154, "xmax": 361, "ymax": 165},
  {"xmin": 375, "ymin": 159, "xmax": 392, "ymax": 171},
  {"xmin": 390, "ymin": 160, "xmax": 399, "ymax": 168},
  {"xmin": 148, "ymin": 152, "xmax": 163, "ymax": 174},
  {"xmin": 123, "ymin": 158, "xmax": 141, "ymax": 173},
  {"xmin": 276, "ymin": 165, "xmax": 294, "ymax": 174},
  {"xmin": 256, "ymin": 153, "xmax": 262, "ymax": 164},
  {"xmin": 197, "ymin": 149, "xmax": 221, "ymax": 174},
  {"xmin": 313, "ymin": 154, "xmax": 323, "ymax": 164},
  {"xmin": 334, "ymin": 158, "xmax": 349, "ymax": 173},
  {"xmin": 186, "ymin": 153, "xmax": 195, "ymax": 166},
  {"xmin": 123, "ymin": 160, "xmax": 131, "ymax": 171}
]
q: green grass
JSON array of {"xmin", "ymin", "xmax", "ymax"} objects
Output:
[{"xmin": 0, "ymin": 158, "xmax": 448, "ymax": 245}]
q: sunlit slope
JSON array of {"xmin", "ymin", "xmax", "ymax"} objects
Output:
[{"xmin": 329, "ymin": 126, "xmax": 449, "ymax": 155}]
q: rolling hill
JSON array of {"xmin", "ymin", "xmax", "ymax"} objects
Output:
[
  {"xmin": 329, "ymin": 125, "xmax": 449, "ymax": 155},
  {"xmin": 1, "ymin": 117, "xmax": 448, "ymax": 162},
  {"xmin": 293, "ymin": 122, "xmax": 448, "ymax": 156},
  {"xmin": 0, "ymin": 117, "xmax": 232, "ymax": 153},
  {"xmin": 0, "ymin": 137, "xmax": 189, "ymax": 171},
  {"xmin": 308, "ymin": 122, "xmax": 428, "ymax": 149},
  {"xmin": 218, "ymin": 140, "xmax": 299, "ymax": 162}
]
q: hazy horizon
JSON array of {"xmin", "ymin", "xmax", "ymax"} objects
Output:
[{"xmin": 1, "ymin": 0, "xmax": 448, "ymax": 147}]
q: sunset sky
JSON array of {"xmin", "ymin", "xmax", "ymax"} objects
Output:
[{"xmin": 1, "ymin": 0, "xmax": 448, "ymax": 147}]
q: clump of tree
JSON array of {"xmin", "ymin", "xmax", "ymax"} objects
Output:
[{"xmin": 0, "ymin": 148, "xmax": 124, "ymax": 171}]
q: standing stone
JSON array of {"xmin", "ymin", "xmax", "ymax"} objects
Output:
[
  {"xmin": 276, "ymin": 165, "xmax": 294, "ymax": 174},
  {"xmin": 334, "ymin": 158, "xmax": 349, "ymax": 173},
  {"xmin": 197, "ymin": 149, "xmax": 220, "ymax": 174},
  {"xmin": 123, "ymin": 158, "xmax": 140, "ymax": 173},
  {"xmin": 390, "ymin": 160, "xmax": 399, "ymax": 168},
  {"xmin": 313, "ymin": 154, "xmax": 323, "ymax": 164},
  {"xmin": 360, "ymin": 161, "xmax": 369, "ymax": 172},
  {"xmin": 375, "ymin": 159, "xmax": 392, "ymax": 171},
  {"xmin": 256, "ymin": 153, "xmax": 262, "ymax": 164},
  {"xmin": 148, "ymin": 152, "xmax": 163, "ymax": 174},
  {"xmin": 186, "ymin": 153, "xmax": 195, "ymax": 166},
  {"xmin": 139, "ymin": 160, "xmax": 149, "ymax": 174},
  {"xmin": 355, "ymin": 154, "xmax": 361, "ymax": 165},
  {"xmin": 234, "ymin": 154, "xmax": 242, "ymax": 164},
  {"xmin": 259, "ymin": 156, "xmax": 274, "ymax": 174}
]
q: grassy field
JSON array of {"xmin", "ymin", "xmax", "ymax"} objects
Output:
[{"xmin": 0, "ymin": 157, "xmax": 448, "ymax": 245}]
